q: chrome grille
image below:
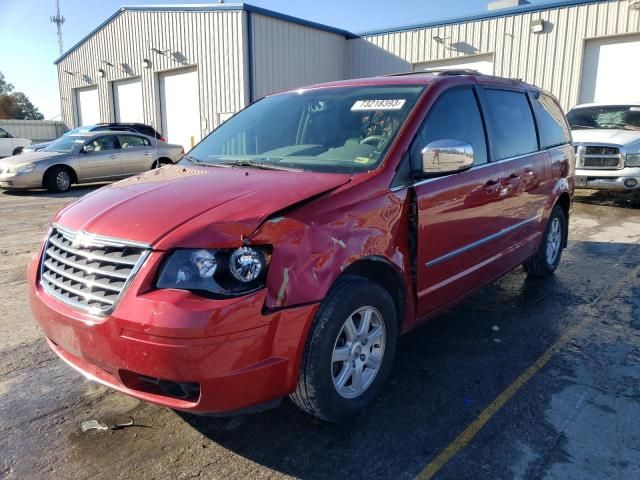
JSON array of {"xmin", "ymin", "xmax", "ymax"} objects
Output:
[
  {"xmin": 40, "ymin": 226, "xmax": 149, "ymax": 315},
  {"xmin": 576, "ymin": 144, "xmax": 622, "ymax": 170}
]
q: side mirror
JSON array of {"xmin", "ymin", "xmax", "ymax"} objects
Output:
[
  {"xmin": 82, "ymin": 145, "xmax": 95, "ymax": 154},
  {"xmin": 421, "ymin": 139, "xmax": 474, "ymax": 175}
]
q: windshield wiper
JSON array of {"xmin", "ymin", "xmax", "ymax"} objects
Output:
[
  {"xmin": 182, "ymin": 155, "xmax": 230, "ymax": 168},
  {"xmin": 570, "ymin": 125, "xmax": 596, "ymax": 129},
  {"xmin": 219, "ymin": 159, "xmax": 302, "ymax": 172}
]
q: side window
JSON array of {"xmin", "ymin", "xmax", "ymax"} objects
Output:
[
  {"xmin": 119, "ymin": 135, "xmax": 150, "ymax": 148},
  {"xmin": 87, "ymin": 135, "xmax": 118, "ymax": 152},
  {"xmin": 0, "ymin": 127, "xmax": 12, "ymax": 139},
  {"xmin": 531, "ymin": 93, "xmax": 571, "ymax": 148},
  {"xmin": 411, "ymin": 88, "xmax": 488, "ymax": 171},
  {"xmin": 485, "ymin": 89, "xmax": 538, "ymax": 160}
]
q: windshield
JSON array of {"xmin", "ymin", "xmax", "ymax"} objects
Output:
[
  {"xmin": 43, "ymin": 135, "xmax": 86, "ymax": 153},
  {"xmin": 185, "ymin": 85, "xmax": 424, "ymax": 173},
  {"xmin": 64, "ymin": 126, "xmax": 95, "ymax": 136},
  {"xmin": 567, "ymin": 105, "xmax": 640, "ymax": 130}
]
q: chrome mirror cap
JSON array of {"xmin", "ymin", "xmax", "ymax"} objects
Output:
[{"xmin": 421, "ymin": 139, "xmax": 474, "ymax": 175}]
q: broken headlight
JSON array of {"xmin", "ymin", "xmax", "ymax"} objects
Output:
[{"xmin": 156, "ymin": 247, "xmax": 270, "ymax": 297}]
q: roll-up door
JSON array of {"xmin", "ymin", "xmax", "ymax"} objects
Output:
[
  {"xmin": 159, "ymin": 68, "xmax": 201, "ymax": 151},
  {"xmin": 76, "ymin": 86, "xmax": 100, "ymax": 126},
  {"xmin": 113, "ymin": 78, "xmax": 144, "ymax": 123}
]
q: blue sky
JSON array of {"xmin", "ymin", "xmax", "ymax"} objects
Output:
[{"xmin": 0, "ymin": 0, "xmax": 550, "ymax": 120}]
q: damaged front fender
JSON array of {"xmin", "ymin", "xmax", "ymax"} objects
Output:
[{"xmin": 249, "ymin": 186, "xmax": 414, "ymax": 313}]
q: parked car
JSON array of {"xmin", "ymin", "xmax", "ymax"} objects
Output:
[
  {"xmin": 0, "ymin": 131, "xmax": 183, "ymax": 193},
  {"xmin": 567, "ymin": 102, "xmax": 640, "ymax": 205},
  {"xmin": 23, "ymin": 122, "xmax": 166, "ymax": 153},
  {"xmin": 0, "ymin": 125, "xmax": 31, "ymax": 157},
  {"xmin": 28, "ymin": 71, "xmax": 574, "ymax": 422}
]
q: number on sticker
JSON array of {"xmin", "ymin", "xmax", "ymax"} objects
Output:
[{"xmin": 351, "ymin": 99, "xmax": 407, "ymax": 111}]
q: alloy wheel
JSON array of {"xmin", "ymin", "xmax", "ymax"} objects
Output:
[
  {"xmin": 331, "ymin": 306, "xmax": 386, "ymax": 399},
  {"xmin": 546, "ymin": 217, "xmax": 562, "ymax": 265},
  {"xmin": 56, "ymin": 171, "xmax": 71, "ymax": 191}
]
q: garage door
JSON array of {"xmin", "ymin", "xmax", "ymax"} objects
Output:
[
  {"xmin": 113, "ymin": 78, "xmax": 144, "ymax": 123},
  {"xmin": 579, "ymin": 35, "xmax": 640, "ymax": 104},
  {"xmin": 414, "ymin": 54, "xmax": 494, "ymax": 75},
  {"xmin": 76, "ymin": 86, "xmax": 100, "ymax": 126},
  {"xmin": 159, "ymin": 68, "xmax": 201, "ymax": 151}
]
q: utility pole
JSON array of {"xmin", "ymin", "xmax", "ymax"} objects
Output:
[{"xmin": 51, "ymin": 0, "xmax": 65, "ymax": 55}]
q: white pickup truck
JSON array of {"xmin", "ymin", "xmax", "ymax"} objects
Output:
[
  {"xmin": 0, "ymin": 125, "xmax": 31, "ymax": 158},
  {"xmin": 567, "ymin": 103, "xmax": 640, "ymax": 205}
]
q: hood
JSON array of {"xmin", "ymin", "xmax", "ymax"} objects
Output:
[
  {"xmin": 571, "ymin": 129, "xmax": 640, "ymax": 148},
  {"xmin": 25, "ymin": 141, "xmax": 52, "ymax": 150},
  {"xmin": 54, "ymin": 165, "xmax": 351, "ymax": 247},
  {"xmin": 0, "ymin": 150, "xmax": 66, "ymax": 166}
]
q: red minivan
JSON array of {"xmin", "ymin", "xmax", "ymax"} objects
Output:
[{"xmin": 28, "ymin": 71, "xmax": 574, "ymax": 422}]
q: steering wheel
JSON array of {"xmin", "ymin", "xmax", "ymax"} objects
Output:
[{"xmin": 360, "ymin": 135, "xmax": 385, "ymax": 146}]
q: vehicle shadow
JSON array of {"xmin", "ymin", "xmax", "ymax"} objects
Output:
[
  {"xmin": 574, "ymin": 189, "xmax": 639, "ymax": 209},
  {"xmin": 176, "ymin": 240, "xmax": 640, "ymax": 479},
  {"xmin": 0, "ymin": 183, "xmax": 109, "ymax": 199}
]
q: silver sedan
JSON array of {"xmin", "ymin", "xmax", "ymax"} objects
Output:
[{"xmin": 0, "ymin": 131, "xmax": 184, "ymax": 193}]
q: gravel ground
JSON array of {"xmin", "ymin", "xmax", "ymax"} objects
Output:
[{"xmin": 1, "ymin": 186, "xmax": 639, "ymax": 480}]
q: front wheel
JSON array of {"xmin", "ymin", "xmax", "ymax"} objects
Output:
[
  {"xmin": 291, "ymin": 275, "xmax": 397, "ymax": 422},
  {"xmin": 523, "ymin": 205, "xmax": 566, "ymax": 277},
  {"xmin": 44, "ymin": 166, "xmax": 72, "ymax": 193}
]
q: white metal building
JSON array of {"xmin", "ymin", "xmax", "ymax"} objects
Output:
[{"xmin": 55, "ymin": 0, "xmax": 640, "ymax": 150}]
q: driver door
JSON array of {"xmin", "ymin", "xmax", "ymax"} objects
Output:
[{"xmin": 77, "ymin": 135, "xmax": 122, "ymax": 181}]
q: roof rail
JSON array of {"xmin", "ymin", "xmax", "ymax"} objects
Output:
[{"xmin": 385, "ymin": 69, "xmax": 482, "ymax": 77}]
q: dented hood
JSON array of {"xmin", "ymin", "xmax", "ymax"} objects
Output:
[{"xmin": 54, "ymin": 165, "xmax": 351, "ymax": 247}]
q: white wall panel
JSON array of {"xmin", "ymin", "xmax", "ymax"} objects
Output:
[
  {"xmin": 250, "ymin": 13, "xmax": 348, "ymax": 99},
  {"xmin": 350, "ymin": 0, "xmax": 640, "ymax": 110},
  {"xmin": 57, "ymin": 10, "xmax": 247, "ymax": 136}
]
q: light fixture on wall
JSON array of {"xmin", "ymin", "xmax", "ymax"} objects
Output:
[
  {"xmin": 432, "ymin": 35, "xmax": 447, "ymax": 44},
  {"xmin": 530, "ymin": 19, "xmax": 545, "ymax": 34},
  {"xmin": 100, "ymin": 60, "xmax": 114, "ymax": 67},
  {"xmin": 98, "ymin": 68, "xmax": 106, "ymax": 78},
  {"xmin": 151, "ymin": 47, "xmax": 171, "ymax": 56},
  {"xmin": 142, "ymin": 58, "xmax": 152, "ymax": 69},
  {"xmin": 631, "ymin": 1, "xmax": 640, "ymax": 11},
  {"xmin": 63, "ymin": 70, "xmax": 77, "ymax": 76}
]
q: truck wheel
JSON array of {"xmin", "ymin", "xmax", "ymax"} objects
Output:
[
  {"xmin": 523, "ymin": 205, "xmax": 566, "ymax": 277},
  {"xmin": 291, "ymin": 275, "xmax": 397, "ymax": 422},
  {"xmin": 44, "ymin": 166, "xmax": 72, "ymax": 193}
]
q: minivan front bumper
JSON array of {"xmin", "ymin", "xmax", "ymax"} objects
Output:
[{"xmin": 28, "ymin": 251, "xmax": 318, "ymax": 414}]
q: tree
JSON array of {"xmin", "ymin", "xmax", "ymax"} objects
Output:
[{"xmin": 0, "ymin": 71, "xmax": 44, "ymax": 120}]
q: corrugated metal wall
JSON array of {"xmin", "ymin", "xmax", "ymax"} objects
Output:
[
  {"xmin": 0, "ymin": 120, "xmax": 66, "ymax": 142},
  {"xmin": 56, "ymin": 10, "xmax": 248, "ymax": 136},
  {"xmin": 349, "ymin": 0, "xmax": 640, "ymax": 110},
  {"xmin": 249, "ymin": 13, "xmax": 348, "ymax": 99}
]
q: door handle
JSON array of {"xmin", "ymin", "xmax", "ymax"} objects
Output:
[
  {"xmin": 483, "ymin": 179, "xmax": 501, "ymax": 193},
  {"xmin": 143, "ymin": 152, "xmax": 151, "ymax": 156},
  {"xmin": 110, "ymin": 154, "xmax": 116, "ymax": 159}
]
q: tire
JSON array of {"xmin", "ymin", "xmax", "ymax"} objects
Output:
[
  {"xmin": 44, "ymin": 166, "xmax": 72, "ymax": 193},
  {"xmin": 523, "ymin": 205, "xmax": 566, "ymax": 277},
  {"xmin": 151, "ymin": 158, "xmax": 172, "ymax": 169},
  {"xmin": 12, "ymin": 147, "xmax": 23, "ymax": 156},
  {"xmin": 631, "ymin": 190, "xmax": 640, "ymax": 208},
  {"xmin": 291, "ymin": 275, "xmax": 398, "ymax": 422}
]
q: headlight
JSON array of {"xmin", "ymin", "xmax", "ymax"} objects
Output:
[
  {"xmin": 626, "ymin": 153, "xmax": 640, "ymax": 167},
  {"xmin": 8, "ymin": 163, "xmax": 36, "ymax": 174},
  {"xmin": 156, "ymin": 246, "xmax": 270, "ymax": 297}
]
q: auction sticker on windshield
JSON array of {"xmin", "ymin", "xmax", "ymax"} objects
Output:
[{"xmin": 351, "ymin": 99, "xmax": 406, "ymax": 111}]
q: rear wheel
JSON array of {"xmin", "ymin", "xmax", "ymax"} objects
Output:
[
  {"xmin": 44, "ymin": 166, "xmax": 72, "ymax": 193},
  {"xmin": 151, "ymin": 158, "xmax": 172, "ymax": 169},
  {"xmin": 291, "ymin": 275, "xmax": 397, "ymax": 422},
  {"xmin": 523, "ymin": 205, "xmax": 566, "ymax": 277}
]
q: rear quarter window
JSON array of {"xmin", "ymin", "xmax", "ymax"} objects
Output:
[
  {"xmin": 485, "ymin": 89, "xmax": 538, "ymax": 160},
  {"xmin": 531, "ymin": 93, "xmax": 571, "ymax": 148}
]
